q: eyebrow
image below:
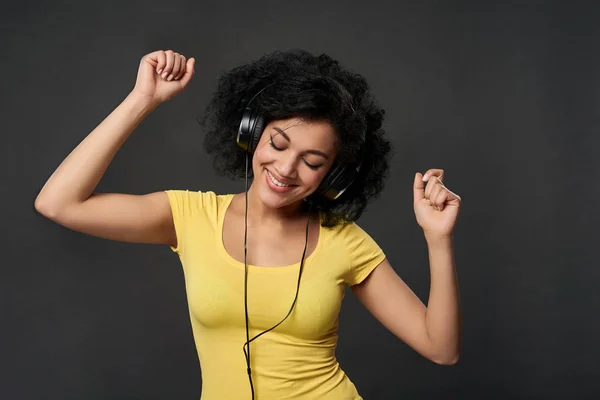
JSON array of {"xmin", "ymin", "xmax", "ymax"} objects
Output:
[{"xmin": 272, "ymin": 127, "xmax": 330, "ymax": 160}]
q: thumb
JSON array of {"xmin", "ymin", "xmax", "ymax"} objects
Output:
[
  {"xmin": 179, "ymin": 57, "xmax": 195, "ymax": 87},
  {"xmin": 413, "ymin": 172, "xmax": 425, "ymax": 204}
]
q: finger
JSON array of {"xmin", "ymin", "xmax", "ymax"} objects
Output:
[
  {"xmin": 178, "ymin": 57, "xmax": 195, "ymax": 88},
  {"xmin": 422, "ymin": 168, "xmax": 444, "ymax": 183},
  {"xmin": 429, "ymin": 182, "xmax": 444, "ymax": 208},
  {"xmin": 161, "ymin": 50, "xmax": 175, "ymax": 79},
  {"xmin": 424, "ymin": 175, "xmax": 443, "ymax": 200},
  {"xmin": 413, "ymin": 172, "xmax": 425, "ymax": 203},
  {"xmin": 169, "ymin": 52, "xmax": 181, "ymax": 81},
  {"xmin": 174, "ymin": 55, "xmax": 186, "ymax": 80},
  {"xmin": 142, "ymin": 52, "xmax": 158, "ymax": 68},
  {"xmin": 434, "ymin": 189, "xmax": 449, "ymax": 211},
  {"xmin": 151, "ymin": 51, "xmax": 167, "ymax": 75},
  {"xmin": 445, "ymin": 189, "xmax": 462, "ymax": 204}
]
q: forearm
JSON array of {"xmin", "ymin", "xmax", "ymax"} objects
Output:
[
  {"xmin": 35, "ymin": 92, "xmax": 157, "ymax": 213},
  {"xmin": 423, "ymin": 235, "xmax": 461, "ymax": 363}
]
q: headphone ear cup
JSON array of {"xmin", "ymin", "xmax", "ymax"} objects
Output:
[
  {"xmin": 318, "ymin": 163, "xmax": 355, "ymax": 200},
  {"xmin": 237, "ymin": 108, "xmax": 266, "ymax": 154},
  {"xmin": 248, "ymin": 114, "xmax": 266, "ymax": 154},
  {"xmin": 237, "ymin": 107, "xmax": 253, "ymax": 152}
]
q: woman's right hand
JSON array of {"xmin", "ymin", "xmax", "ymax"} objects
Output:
[{"xmin": 131, "ymin": 49, "xmax": 195, "ymax": 106}]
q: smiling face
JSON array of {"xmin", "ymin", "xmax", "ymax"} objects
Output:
[{"xmin": 250, "ymin": 117, "xmax": 338, "ymax": 212}]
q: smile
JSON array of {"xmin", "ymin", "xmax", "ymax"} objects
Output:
[{"xmin": 266, "ymin": 170, "xmax": 293, "ymax": 187}]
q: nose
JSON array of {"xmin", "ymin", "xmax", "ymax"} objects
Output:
[{"xmin": 275, "ymin": 152, "xmax": 298, "ymax": 179}]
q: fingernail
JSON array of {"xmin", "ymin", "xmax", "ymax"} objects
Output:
[
  {"xmin": 168, "ymin": 74, "xmax": 173, "ymax": 81},
  {"xmin": 162, "ymin": 72, "xmax": 168, "ymax": 79},
  {"xmin": 157, "ymin": 68, "xmax": 163, "ymax": 74}
]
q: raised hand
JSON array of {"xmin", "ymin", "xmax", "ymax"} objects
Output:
[
  {"xmin": 131, "ymin": 49, "xmax": 195, "ymax": 106},
  {"xmin": 413, "ymin": 169, "xmax": 462, "ymax": 239}
]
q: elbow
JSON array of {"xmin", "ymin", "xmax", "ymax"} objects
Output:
[
  {"xmin": 34, "ymin": 196, "xmax": 48, "ymax": 215},
  {"xmin": 34, "ymin": 196, "xmax": 60, "ymax": 219}
]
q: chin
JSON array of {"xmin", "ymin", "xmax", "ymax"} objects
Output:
[
  {"xmin": 257, "ymin": 173, "xmax": 306, "ymax": 210},
  {"xmin": 257, "ymin": 186, "xmax": 299, "ymax": 210}
]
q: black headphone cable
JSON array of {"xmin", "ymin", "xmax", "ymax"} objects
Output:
[{"xmin": 242, "ymin": 152, "xmax": 312, "ymax": 400}]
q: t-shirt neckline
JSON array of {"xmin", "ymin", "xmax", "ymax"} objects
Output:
[{"xmin": 216, "ymin": 193, "xmax": 324, "ymax": 272}]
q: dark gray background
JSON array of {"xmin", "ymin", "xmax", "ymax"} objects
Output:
[{"xmin": 2, "ymin": 1, "xmax": 599, "ymax": 399}]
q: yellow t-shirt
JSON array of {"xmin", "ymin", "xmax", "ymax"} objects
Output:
[{"xmin": 165, "ymin": 190, "xmax": 386, "ymax": 400}]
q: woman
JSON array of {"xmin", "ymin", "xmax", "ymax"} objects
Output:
[{"xmin": 35, "ymin": 49, "xmax": 461, "ymax": 399}]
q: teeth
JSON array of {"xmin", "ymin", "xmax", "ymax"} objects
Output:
[{"xmin": 267, "ymin": 170, "xmax": 291, "ymax": 187}]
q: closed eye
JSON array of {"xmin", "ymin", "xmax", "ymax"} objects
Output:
[
  {"xmin": 303, "ymin": 160, "xmax": 322, "ymax": 170},
  {"xmin": 269, "ymin": 137, "xmax": 284, "ymax": 151},
  {"xmin": 269, "ymin": 134, "xmax": 324, "ymax": 170}
]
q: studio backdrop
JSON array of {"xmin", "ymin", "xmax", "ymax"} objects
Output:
[{"xmin": 1, "ymin": 1, "xmax": 598, "ymax": 399}]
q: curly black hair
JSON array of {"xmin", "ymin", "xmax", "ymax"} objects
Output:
[{"xmin": 201, "ymin": 49, "xmax": 392, "ymax": 227}]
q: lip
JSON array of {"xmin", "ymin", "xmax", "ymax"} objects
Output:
[{"xmin": 265, "ymin": 169, "xmax": 296, "ymax": 193}]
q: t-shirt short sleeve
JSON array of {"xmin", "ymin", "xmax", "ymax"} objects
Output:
[
  {"xmin": 342, "ymin": 222, "xmax": 386, "ymax": 286},
  {"xmin": 164, "ymin": 190, "xmax": 205, "ymax": 256}
]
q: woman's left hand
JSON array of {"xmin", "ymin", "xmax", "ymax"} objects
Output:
[{"xmin": 413, "ymin": 169, "xmax": 461, "ymax": 239}]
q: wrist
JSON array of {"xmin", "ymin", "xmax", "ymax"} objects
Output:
[
  {"xmin": 424, "ymin": 232, "xmax": 453, "ymax": 247},
  {"xmin": 126, "ymin": 90, "xmax": 160, "ymax": 112}
]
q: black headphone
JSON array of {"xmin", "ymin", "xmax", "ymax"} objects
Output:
[{"xmin": 236, "ymin": 83, "xmax": 364, "ymax": 201}]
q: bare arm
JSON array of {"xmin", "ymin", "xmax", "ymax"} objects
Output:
[
  {"xmin": 351, "ymin": 242, "xmax": 460, "ymax": 366},
  {"xmin": 422, "ymin": 236, "xmax": 460, "ymax": 362},
  {"xmin": 35, "ymin": 92, "xmax": 157, "ymax": 211},
  {"xmin": 351, "ymin": 169, "xmax": 461, "ymax": 365},
  {"xmin": 35, "ymin": 50, "xmax": 195, "ymax": 246}
]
